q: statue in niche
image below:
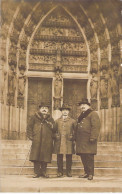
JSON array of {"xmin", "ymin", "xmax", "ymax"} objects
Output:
[
  {"xmin": 90, "ymin": 73, "xmax": 98, "ymax": 99},
  {"xmin": 18, "ymin": 68, "xmax": 26, "ymax": 96},
  {"xmin": 54, "ymin": 71, "xmax": 62, "ymax": 110},
  {"xmin": 100, "ymin": 78, "xmax": 108, "ymax": 98},
  {"xmin": 7, "ymin": 65, "xmax": 16, "ymax": 105},
  {"xmin": 8, "ymin": 65, "xmax": 16, "ymax": 95},
  {"xmin": 111, "ymin": 74, "xmax": 119, "ymax": 95},
  {"xmin": 54, "ymin": 71, "xmax": 62, "ymax": 98}
]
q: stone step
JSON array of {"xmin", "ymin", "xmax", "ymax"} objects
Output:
[
  {"xmin": 1, "ymin": 160, "xmax": 122, "ymax": 168},
  {"xmin": 1, "ymin": 175, "xmax": 122, "ymax": 193},
  {"xmin": 1, "ymin": 140, "xmax": 122, "ymax": 145},
  {"xmin": 1, "ymin": 142, "xmax": 122, "ymax": 147},
  {"xmin": 2, "ymin": 186, "xmax": 122, "ymax": 193},
  {"xmin": 1, "ymin": 148, "xmax": 122, "ymax": 154},
  {"xmin": 1, "ymin": 141, "xmax": 122, "ymax": 147},
  {"xmin": 1, "ymin": 153, "xmax": 122, "ymax": 161},
  {"xmin": 1, "ymin": 166, "xmax": 122, "ymax": 176}
]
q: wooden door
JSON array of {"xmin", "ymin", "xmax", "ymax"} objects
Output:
[
  {"xmin": 63, "ymin": 79, "xmax": 87, "ymax": 119},
  {"xmin": 27, "ymin": 78, "xmax": 52, "ymax": 122}
]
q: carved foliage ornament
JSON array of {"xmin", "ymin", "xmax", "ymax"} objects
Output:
[
  {"xmin": 90, "ymin": 61, "xmax": 98, "ymax": 74},
  {"xmin": 100, "ymin": 58, "xmax": 109, "ymax": 72},
  {"xmin": 14, "ymin": 14, "xmax": 24, "ymax": 31}
]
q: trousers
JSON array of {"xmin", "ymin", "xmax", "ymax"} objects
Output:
[
  {"xmin": 34, "ymin": 161, "xmax": 47, "ymax": 175},
  {"xmin": 57, "ymin": 154, "xmax": 72, "ymax": 173},
  {"xmin": 80, "ymin": 154, "xmax": 94, "ymax": 176}
]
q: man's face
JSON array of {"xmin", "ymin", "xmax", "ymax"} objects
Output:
[
  {"xmin": 79, "ymin": 104, "xmax": 90, "ymax": 112},
  {"xmin": 39, "ymin": 107, "xmax": 49, "ymax": 115},
  {"xmin": 62, "ymin": 109, "xmax": 69, "ymax": 117}
]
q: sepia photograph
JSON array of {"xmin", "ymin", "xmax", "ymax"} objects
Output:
[{"xmin": 0, "ymin": 0, "xmax": 122, "ymax": 192}]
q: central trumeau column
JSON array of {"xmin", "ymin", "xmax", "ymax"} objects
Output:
[{"xmin": 53, "ymin": 46, "xmax": 63, "ymax": 111}]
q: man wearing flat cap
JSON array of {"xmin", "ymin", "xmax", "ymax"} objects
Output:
[
  {"xmin": 53, "ymin": 104, "xmax": 76, "ymax": 177},
  {"xmin": 27, "ymin": 102, "xmax": 55, "ymax": 178},
  {"xmin": 75, "ymin": 98, "xmax": 101, "ymax": 180}
]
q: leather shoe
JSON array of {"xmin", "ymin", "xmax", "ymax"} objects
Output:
[
  {"xmin": 33, "ymin": 174, "xmax": 41, "ymax": 178},
  {"xmin": 66, "ymin": 172, "xmax": 72, "ymax": 177},
  {"xmin": 42, "ymin": 172, "xmax": 49, "ymax": 178},
  {"xmin": 79, "ymin": 174, "xmax": 88, "ymax": 178},
  {"xmin": 88, "ymin": 175, "xmax": 93, "ymax": 180},
  {"xmin": 57, "ymin": 172, "xmax": 63, "ymax": 177}
]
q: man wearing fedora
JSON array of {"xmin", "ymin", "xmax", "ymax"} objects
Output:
[
  {"xmin": 53, "ymin": 104, "xmax": 76, "ymax": 177},
  {"xmin": 75, "ymin": 98, "xmax": 101, "ymax": 180},
  {"xmin": 27, "ymin": 102, "xmax": 55, "ymax": 178}
]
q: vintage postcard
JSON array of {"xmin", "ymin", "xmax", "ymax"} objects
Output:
[{"xmin": 0, "ymin": 0, "xmax": 122, "ymax": 192}]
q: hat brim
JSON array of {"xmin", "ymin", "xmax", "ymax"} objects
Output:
[
  {"xmin": 59, "ymin": 108, "xmax": 71, "ymax": 111},
  {"xmin": 39, "ymin": 105, "xmax": 50, "ymax": 108},
  {"xmin": 78, "ymin": 102, "xmax": 91, "ymax": 106}
]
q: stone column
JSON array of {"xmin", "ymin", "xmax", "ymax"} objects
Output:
[{"xmin": 119, "ymin": 65, "xmax": 122, "ymax": 141}]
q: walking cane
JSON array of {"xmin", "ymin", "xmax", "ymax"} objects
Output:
[{"xmin": 19, "ymin": 144, "xmax": 31, "ymax": 175}]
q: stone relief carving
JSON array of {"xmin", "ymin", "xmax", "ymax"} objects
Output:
[
  {"xmin": 18, "ymin": 68, "xmax": 26, "ymax": 97},
  {"xmin": 54, "ymin": 71, "xmax": 62, "ymax": 99},
  {"xmin": 19, "ymin": 49, "xmax": 26, "ymax": 68},
  {"xmin": 68, "ymin": 29, "xmax": 81, "ymax": 37},
  {"xmin": 62, "ymin": 56, "xmax": 87, "ymax": 65},
  {"xmin": 48, "ymin": 12, "xmax": 70, "ymax": 23},
  {"xmin": 85, "ymin": 24, "xmax": 94, "ymax": 39},
  {"xmin": 88, "ymin": 37, "xmax": 98, "ymax": 51},
  {"xmin": 100, "ymin": 49, "xmax": 108, "ymax": 61},
  {"xmin": 29, "ymin": 55, "xmax": 56, "ymax": 64},
  {"xmin": 1, "ymin": 66, "xmax": 8, "ymax": 103},
  {"xmin": 110, "ymin": 65, "xmax": 120, "ymax": 107},
  {"xmin": 90, "ymin": 61, "xmax": 98, "ymax": 74},
  {"xmin": 100, "ymin": 77, "xmax": 108, "ymax": 109},
  {"xmin": 90, "ymin": 51, "xmax": 98, "ymax": 61},
  {"xmin": 29, "ymin": 7, "xmax": 88, "ymax": 73},
  {"xmin": 93, "ymin": 18, "xmax": 105, "ymax": 35},
  {"xmin": 54, "ymin": 71, "xmax": 63, "ymax": 110},
  {"xmin": 99, "ymin": 33, "xmax": 108, "ymax": 48},
  {"xmin": 90, "ymin": 74, "xmax": 98, "ymax": 99},
  {"xmin": 14, "ymin": 14, "xmax": 24, "ymax": 31},
  {"xmin": 7, "ymin": 65, "xmax": 16, "ymax": 105}
]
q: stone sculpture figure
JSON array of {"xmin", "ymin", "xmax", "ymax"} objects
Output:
[
  {"xmin": 18, "ymin": 68, "xmax": 26, "ymax": 96},
  {"xmin": 54, "ymin": 71, "xmax": 62, "ymax": 110},
  {"xmin": 90, "ymin": 74, "xmax": 98, "ymax": 99},
  {"xmin": 8, "ymin": 65, "xmax": 16, "ymax": 95},
  {"xmin": 54, "ymin": 71, "xmax": 62, "ymax": 98},
  {"xmin": 100, "ymin": 78, "xmax": 108, "ymax": 98}
]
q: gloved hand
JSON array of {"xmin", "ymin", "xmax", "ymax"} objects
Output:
[
  {"xmin": 45, "ymin": 120, "xmax": 53, "ymax": 128},
  {"xmin": 89, "ymin": 138, "xmax": 96, "ymax": 143}
]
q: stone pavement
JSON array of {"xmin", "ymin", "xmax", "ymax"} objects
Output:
[{"xmin": 0, "ymin": 175, "xmax": 122, "ymax": 192}]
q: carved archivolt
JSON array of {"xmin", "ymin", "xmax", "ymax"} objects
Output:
[{"xmin": 29, "ymin": 6, "xmax": 88, "ymax": 72}]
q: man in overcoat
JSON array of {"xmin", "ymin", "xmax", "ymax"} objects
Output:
[
  {"xmin": 53, "ymin": 104, "xmax": 76, "ymax": 177},
  {"xmin": 75, "ymin": 99, "xmax": 101, "ymax": 180},
  {"xmin": 27, "ymin": 103, "xmax": 55, "ymax": 178}
]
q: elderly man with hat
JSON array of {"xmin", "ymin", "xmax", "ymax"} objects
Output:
[
  {"xmin": 53, "ymin": 104, "xmax": 76, "ymax": 177},
  {"xmin": 27, "ymin": 102, "xmax": 55, "ymax": 178},
  {"xmin": 75, "ymin": 98, "xmax": 101, "ymax": 180}
]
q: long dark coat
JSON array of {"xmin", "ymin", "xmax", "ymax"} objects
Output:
[
  {"xmin": 53, "ymin": 116, "xmax": 76, "ymax": 154},
  {"xmin": 76, "ymin": 109, "xmax": 101, "ymax": 155},
  {"xmin": 27, "ymin": 112, "xmax": 55, "ymax": 163}
]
